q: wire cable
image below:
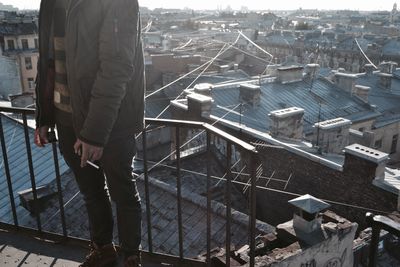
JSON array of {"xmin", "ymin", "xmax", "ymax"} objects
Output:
[{"xmin": 140, "ymin": 159, "xmax": 394, "ymax": 216}]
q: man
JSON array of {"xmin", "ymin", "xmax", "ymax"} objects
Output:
[{"xmin": 35, "ymin": 0, "xmax": 145, "ymax": 266}]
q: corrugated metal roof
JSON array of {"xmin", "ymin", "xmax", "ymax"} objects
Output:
[
  {"xmin": 357, "ymin": 73, "xmax": 400, "ymax": 114},
  {"xmin": 211, "ymin": 78, "xmax": 377, "ymax": 134},
  {"xmin": 0, "ymin": 114, "xmax": 69, "ymax": 223}
]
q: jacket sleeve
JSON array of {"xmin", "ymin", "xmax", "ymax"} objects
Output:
[{"xmin": 79, "ymin": 0, "xmax": 139, "ymax": 146}]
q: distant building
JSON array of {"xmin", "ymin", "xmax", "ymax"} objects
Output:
[
  {"xmin": 1, "ymin": 21, "xmax": 39, "ymax": 94},
  {"xmin": 0, "ymin": 46, "xmax": 22, "ymax": 99}
]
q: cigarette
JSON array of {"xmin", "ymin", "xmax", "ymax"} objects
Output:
[{"xmin": 87, "ymin": 160, "xmax": 100, "ymax": 169}]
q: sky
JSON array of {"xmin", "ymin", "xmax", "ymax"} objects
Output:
[{"xmin": 0, "ymin": 0, "xmax": 398, "ymax": 11}]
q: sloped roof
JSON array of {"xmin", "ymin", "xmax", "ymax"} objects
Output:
[
  {"xmin": 18, "ymin": 152, "xmax": 274, "ymax": 258},
  {"xmin": 0, "ymin": 114, "xmax": 69, "ymax": 224},
  {"xmin": 383, "ymin": 39, "xmax": 400, "ymax": 57},
  {"xmin": 0, "ymin": 22, "xmax": 37, "ymax": 36},
  {"xmin": 210, "ymin": 78, "xmax": 377, "ymax": 134}
]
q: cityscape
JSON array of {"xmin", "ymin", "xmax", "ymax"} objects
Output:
[{"xmin": 0, "ymin": 1, "xmax": 399, "ymax": 266}]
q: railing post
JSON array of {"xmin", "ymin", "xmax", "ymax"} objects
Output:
[
  {"xmin": 175, "ymin": 127, "xmax": 184, "ymax": 259},
  {"xmin": 22, "ymin": 113, "xmax": 42, "ymax": 233},
  {"xmin": 51, "ymin": 137, "xmax": 67, "ymax": 238},
  {"xmin": 249, "ymin": 153, "xmax": 257, "ymax": 267},
  {"xmin": 206, "ymin": 131, "xmax": 212, "ymax": 267},
  {"xmin": 226, "ymin": 142, "xmax": 232, "ymax": 267},
  {"xmin": 142, "ymin": 129, "xmax": 153, "ymax": 253},
  {"xmin": 0, "ymin": 116, "xmax": 18, "ymax": 227}
]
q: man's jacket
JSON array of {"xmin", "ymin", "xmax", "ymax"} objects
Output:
[{"xmin": 36, "ymin": 0, "xmax": 145, "ymax": 147}]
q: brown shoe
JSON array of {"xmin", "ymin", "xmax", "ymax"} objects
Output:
[
  {"xmin": 124, "ymin": 254, "xmax": 141, "ymax": 267},
  {"xmin": 79, "ymin": 243, "xmax": 117, "ymax": 267}
]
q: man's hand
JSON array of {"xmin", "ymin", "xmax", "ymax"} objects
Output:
[
  {"xmin": 74, "ymin": 139, "xmax": 103, "ymax": 168},
  {"xmin": 35, "ymin": 126, "xmax": 49, "ymax": 147}
]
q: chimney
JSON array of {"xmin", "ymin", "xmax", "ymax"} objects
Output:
[
  {"xmin": 313, "ymin": 118, "xmax": 352, "ymax": 154},
  {"xmin": 194, "ymin": 83, "xmax": 213, "ymax": 97},
  {"xmin": 277, "ymin": 66, "xmax": 304, "ymax": 84},
  {"xmin": 219, "ymin": 64, "xmax": 230, "ymax": 73},
  {"xmin": 353, "ymin": 85, "xmax": 370, "ymax": 103},
  {"xmin": 239, "ymin": 84, "xmax": 261, "ymax": 107},
  {"xmin": 378, "ymin": 72, "xmax": 392, "ymax": 89},
  {"xmin": 379, "ymin": 61, "xmax": 398, "ymax": 74},
  {"xmin": 288, "ymin": 194, "xmax": 330, "ymax": 234},
  {"xmin": 334, "ymin": 72, "xmax": 358, "ymax": 93},
  {"xmin": 305, "ymin": 63, "xmax": 320, "ymax": 80},
  {"xmin": 344, "ymin": 144, "xmax": 389, "ymax": 179},
  {"xmin": 265, "ymin": 64, "xmax": 282, "ymax": 77},
  {"xmin": 364, "ymin": 63, "xmax": 375, "ymax": 75},
  {"xmin": 269, "ymin": 107, "xmax": 304, "ymax": 140},
  {"xmin": 187, "ymin": 93, "xmax": 213, "ymax": 118}
]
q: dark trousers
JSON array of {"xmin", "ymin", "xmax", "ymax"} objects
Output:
[{"xmin": 57, "ymin": 123, "xmax": 141, "ymax": 255}]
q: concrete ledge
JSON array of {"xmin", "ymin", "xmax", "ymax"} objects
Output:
[{"xmin": 344, "ymin": 144, "xmax": 389, "ymax": 164}]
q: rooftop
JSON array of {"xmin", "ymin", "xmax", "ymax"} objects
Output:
[{"xmin": 210, "ymin": 77, "xmax": 376, "ymax": 134}]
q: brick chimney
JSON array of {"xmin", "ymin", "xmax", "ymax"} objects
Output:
[
  {"xmin": 378, "ymin": 72, "xmax": 392, "ymax": 89},
  {"xmin": 344, "ymin": 144, "xmax": 389, "ymax": 179},
  {"xmin": 187, "ymin": 93, "xmax": 213, "ymax": 118},
  {"xmin": 269, "ymin": 107, "xmax": 304, "ymax": 140},
  {"xmin": 277, "ymin": 66, "xmax": 304, "ymax": 84},
  {"xmin": 334, "ymin": 72, "xmax": 358, "ymax": 93},
  {"xmin": 239, "ymin": 84, "xmax": 261, "ymax": 107},
  {"xmin": 194, "ymin": 83, "xmax": 213, "ymax": 97},
  {"xmin": 353, "ymin": 85, "xmax": 370, "ymax": 103},
  {"xmin": 313, "ymin": 118, "xmax": 352, "ymax": 154}
]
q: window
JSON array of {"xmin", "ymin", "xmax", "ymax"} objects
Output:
[
  {"xmin": 21, "ymin": 39, "xmax": 29, "ymax": 50},
  {"xmin": 374, "ymin": 138, "xmax": 382, "ymax": 149},
  {"xmin": 27, "ymin": 78, "xmax": 35, "ymax": 89},
  {"xmin": 391, "ymin": 134, "xmax": 398, "ymax": 154},
  {"xmin": 7, "ymin": 40, "xmax": 15, "ymax": 50},
  {"xmin": 25, "ymin": 57, "xmax": 32, "ymax": 70},
  {"xmin": 34, "ymin": 38, "xmax": 39, "ymax": 49},
  {"xmin": 359, "ymin": 127, "xmax": 365, "ymax": 132}
]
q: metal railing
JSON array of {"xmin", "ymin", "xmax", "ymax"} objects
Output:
[
  {"xmin": 0, "ymin": 106, "xmax": 259, "ymax": 267},
  {"xmin": 366, "ymin": 212, "xmax": 400, "ymax": 267}
]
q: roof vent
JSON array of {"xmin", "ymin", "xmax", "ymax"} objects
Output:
[{"xmin": 289, "ymin": 194, "xmax": 330, "ymax": 233}]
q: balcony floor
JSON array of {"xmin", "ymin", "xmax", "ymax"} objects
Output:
[{"xmin": 0, "ymin": 229, "xmax": 171, "ymax": 267}]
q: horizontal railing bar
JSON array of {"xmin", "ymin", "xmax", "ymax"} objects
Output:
[
  {"xmin": 0, "ymin": 106, "xmax": 35, "ymax": 114},
  {"xmin": 0, "ymin": 222, "xmax": 206, "ymax": 267},
  {"xmin": 203, "ymin": 123, "xmax": 256, "ymax": 152},
  {"xmin": 145, "ymin": 118, "xmax": 204, "ymax": 128},
  {"xmin": 145, "ymin": 118, "xmax": 257, "ymax": 153},
  {"xmin": 0, "ymin": 110, "xmax": 257, "ymax": 154}
]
